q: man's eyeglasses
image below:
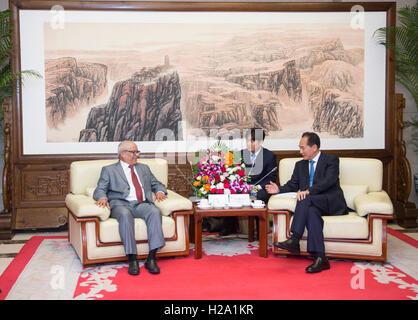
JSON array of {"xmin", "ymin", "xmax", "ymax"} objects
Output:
[{"xmin": 124, "ymin": 150, "xmax": 140, "ymax": 155}]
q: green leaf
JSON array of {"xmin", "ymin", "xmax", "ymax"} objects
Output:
[{"xmin": 374, "ymin": 4, "xmax": 418, "ymax": 108}]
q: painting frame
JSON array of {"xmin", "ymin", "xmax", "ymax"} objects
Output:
[{"xmin": 9, "ymin": 1, "xmax": 396, "ymax": 160}]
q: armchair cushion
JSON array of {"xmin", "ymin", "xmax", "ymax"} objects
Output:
[
  {"xmin": 86, "ymin": 187, "xmax": 95, "ymax": 197},
  {"xmin": 70, "ymin": 158, "xmax": 168, "ymax": 195},
  {"xmin": 65, "ymin": 193, "xmax": 111, "ymax": 221},
  {"xmin": 99, "ymin": 216, "xmax": 175, "ymax": 243},
  {"xmin": 268, "ymin": 184, "xmax": 369, "ymax": 213},
  {"xmin": 291, "ymin": 212, "xmax": 369, "ymax": 239},
  {"xmin": 354, "ymin": 191, "xmax": 393, "ymax": 217},
  {"xmin": 268, "ymin": 194, "xmax": 297, "ymax": 212},
  {"xmin": 154, "ymin": 190, "xmax": 193, "ymax": 216},
  {"xmin": 340, "ymin": 184, "xmax": 368, "ymax": 210}
]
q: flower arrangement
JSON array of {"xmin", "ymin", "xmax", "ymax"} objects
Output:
[{"xmin": 191, "ymin": 142, "xmax": 252, "ymax": 198}]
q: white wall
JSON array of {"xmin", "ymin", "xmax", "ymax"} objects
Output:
[
  {"xmin": 0, "ymin": 0, "xmax": 416, "ymax": 206},
  {"xmin": 0, "ymin": 0, "xmax": 6, "ymax": 11}
]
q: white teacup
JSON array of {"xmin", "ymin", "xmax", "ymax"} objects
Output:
[
  {"xmin": 200, "ymin": 199, "xmax": 209, "ymax": 206},
  {"xmin": 254, "ymin": 200, "xmax": 264, "ymax": 206}
]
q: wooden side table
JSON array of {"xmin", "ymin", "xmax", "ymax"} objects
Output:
[{"xmin": 192, "ymin": 204, "xmax": 268, "ymax": 259}]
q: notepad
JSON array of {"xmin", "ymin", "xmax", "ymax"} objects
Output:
[{"xmin": 272, "ymin": 192, "xmax": 297, "ymax": 199}]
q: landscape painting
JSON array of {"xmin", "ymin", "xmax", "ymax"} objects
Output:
[
  {"xmin": 44, "ymin": 19, "xmax": 365, "ymax": 144},
  {"xmin": 18, "ymin": 8, "xmax": 387, "ymax": 154}
]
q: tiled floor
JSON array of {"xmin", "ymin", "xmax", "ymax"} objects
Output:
[
  {"xmin": 0, "ymin": 222, "xmax": 417, "ymax": 278},
  {"xmin": 389, "ymin": 222, "xmax": 418, "ymax": 241},
  {"xmin": 0, "ymin": 230, "xmax": 67, "ymax": 276}
]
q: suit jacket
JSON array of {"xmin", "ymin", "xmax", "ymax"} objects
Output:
[
  {"xmin": 93, "ymin": 161, "xmax": 167, "ymax": 209},
  {"xmin": 242, "ymin": 147, "xmax": 277, "ymax": 188},
  {"xmin": 279, "ymin": 152, "xmax": 348, "ymax": 215}
]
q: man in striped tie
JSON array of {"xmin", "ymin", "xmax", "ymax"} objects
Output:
[
  {"xmin": 94, "ymin": 141, "xmax": 167, "ymax": 276},
  {"xmin": 265, "ymin": 132, "xmax": 348, "ymax": 273}
]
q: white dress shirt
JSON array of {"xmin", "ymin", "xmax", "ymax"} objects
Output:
[
  {"xmin": 251, "ymin": 147, "xmax": 262, "ymax": 166},
  {"xmin": 310, "ymin": 151, "xmax": 321, "ymax": 174},
  {"xmin": 120, "ymin": 160, "xmax": 145, "ymax": 202}
]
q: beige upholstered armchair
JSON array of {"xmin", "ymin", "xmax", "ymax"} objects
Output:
[
  {"xmin": 66, "ymin": 158, "xmax": 193, "ymax": 265},
  {"xmin": 268, "ymin": 158, "xmax": 394, "ymax": 261}
]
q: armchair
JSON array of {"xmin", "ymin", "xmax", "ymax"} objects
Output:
[
  {"xmin": 65, "ymin": 158, "xmax": 193, "ymax": 265},
  {"xmin": 268, "ymin": 158, "xmax": 394, "ymax": 261}
]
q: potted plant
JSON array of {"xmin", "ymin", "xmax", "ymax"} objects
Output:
[
  {"xmin": 0, "ymin": 9, "xmax": 41, "ymax": 127},
  {"xmin": 375, "ymin": 4, "xmax": 418, "ymax": 192}
]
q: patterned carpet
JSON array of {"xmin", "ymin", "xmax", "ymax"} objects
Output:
[{"xmin": 0, "ymin": 228, "xmax": 417, "ymax": 300}]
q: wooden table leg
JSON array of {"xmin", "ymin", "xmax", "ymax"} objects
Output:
[
  {"xmin": 258, "ymin": 213, "xmax": 268, "ymax": 258},
  {"xmin": 248, "ymin": 216, "xmax": 254, "ymax": 242},
  {"xmin": 189, "ymin": 214, "xmax": 195, "ymax": 243},
  {"xmin": 194, "ymin": 215, "xmax": 202, "ymax": 259}
]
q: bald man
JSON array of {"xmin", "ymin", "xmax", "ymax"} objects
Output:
[{"xmin": 94, "ymin": 141, "xmax": 167, "ymax": 275}]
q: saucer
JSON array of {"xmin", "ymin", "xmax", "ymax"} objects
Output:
[
  {"xmin": 213, "ymin": 204, "xmax": 225, "ymax": 209},
  {"xmin": 198, "ymin": 204, "xmax": 212, "ymax": 209},
  {"xmin": 229, "ymin": 203, "xmax": 243, "ymax": 209},
  {"xmin": 251, "ymin": 203, "xmax": 265, "ymax": 208}
]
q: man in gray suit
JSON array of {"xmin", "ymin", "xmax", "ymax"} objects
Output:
[{"xmin": 94, "ymin": 141, "xmax": 167, "ymax": 276}]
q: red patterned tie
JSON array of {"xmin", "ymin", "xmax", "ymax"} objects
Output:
[{"xmin": 129, "ymin": 165, "xmax": 143, "ymax": 202}]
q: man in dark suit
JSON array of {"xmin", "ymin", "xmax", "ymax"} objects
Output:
[
  {"xmin": 94, "ymin": 141, "xmax": 167, "ymax": 276},
  {"xmin": 266, "ymin": 132, "xmax": 348, "ymax": 273},
  {"xmin": 215, "ymin": 128, "xmax": 277, "ymax": 236},
  {"xmin": 242, "ymin": 128, "xmax": 277, "ymax": 203},
  {"xmin": 233, "ymin": 128, "xmax": 277, "ymax": 238}
]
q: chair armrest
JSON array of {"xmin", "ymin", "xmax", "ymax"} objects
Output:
[
  {"xmin": 154, "ymin": 190, "xmax": 193, "ymax": 216},
  {"xmin": 354, "ymin": 191, "xmax": 394, "ymax": 217},
  {"xmin": 267, "ymin": 193, "xmax": 297, "ymax": 212},
  {"xmin": 65, "ymin": 194, "xmax": 111, "ymax": 221}
]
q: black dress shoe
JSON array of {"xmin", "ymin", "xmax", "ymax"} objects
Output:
[
  {"xmin": 145, "ymin": 259, "xmax": 160, "ymax": 274},
  {"xmin": 306, "ymin": 256, "xmax": 330, "ymax": 273},
  {"xmin": 273, "ymin": 238, "xmax": 300, "ymax": 254},
  {"xmin": 128, "ymin": 260, "xmax": 140, "ymax": 276}
]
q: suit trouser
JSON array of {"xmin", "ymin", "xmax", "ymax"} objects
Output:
[
  {"xmin": 290, "ymin": 194, "xmax": 329, "ymax": 254},
  {"xmin": 254, "ymin": 189, "xmax": 272, "ymax": 237},
  {"xmin": 111, "ymin": 201, "xmax": 165, "ymax": 255}
]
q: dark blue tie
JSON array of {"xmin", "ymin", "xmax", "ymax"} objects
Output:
[
  {"xmin": 250, "ymin": 153, "xmax": 256, "ymax": 165},
  {"xmin": 309, "ymin": 160, "xmax": 315, "ymax": 187}
]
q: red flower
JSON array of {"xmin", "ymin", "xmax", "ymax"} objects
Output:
[
  {"xmin": 230, "ymin": 189, "xmax": 236, "ymax": 194},
  {"xmin": 220, "ymin": 167, "xmax": 226, "ymax": 173},
  {"xmin": 237, "ymin": 170, "xmax": 245, "ymax": 177},
  {"xmin": 214, "ymin": 175, "xmax": 221, "ymax": 182},
  {"xmin": 223, "ymin": 182, "xmax": 230, "ymax": 189},
  {"xmin": 216, "ymin": 189, "xmax": 223, "ymax": 194},
  {"xmin": 210, "ymin": 188, "xmax": 217, "ymax": 194}
]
